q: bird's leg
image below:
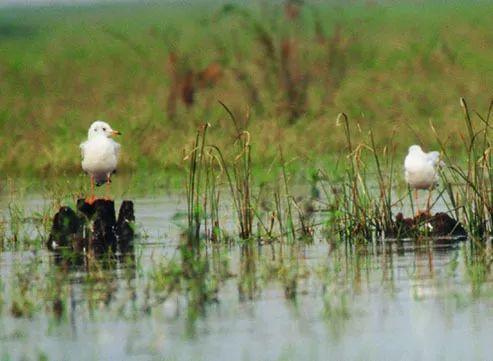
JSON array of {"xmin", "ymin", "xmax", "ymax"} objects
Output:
[
  {"xmin": 104, "ymin": 174, "xmax": 112, "ymax": 201},
  {"xmin": 414, "ymin": 189, "xmax": 420, "ymax": 217},
  {"xmin": 425, "ymin": 188, "xmax": 433, "ymax": 217},
  {"xmin": 85, "ymin": 175, "xmax": 97, "ymax": 205}
]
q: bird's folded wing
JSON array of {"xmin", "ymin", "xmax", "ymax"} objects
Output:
[
  {"xmin": 426, "ymin": 151, "xmax": 440, "ymax": 166},
  {"xmin": 80, "ymin": 141, "xmax": 87, "ymax": 161},
  {"xmin": 113, "ymin": 141, "xmax": 121, "ymax": 159}
]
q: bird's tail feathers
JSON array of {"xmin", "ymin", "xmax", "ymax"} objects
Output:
[{"xmin": 95, "ymin": 177, "xmax": 111, "ymax": 187}]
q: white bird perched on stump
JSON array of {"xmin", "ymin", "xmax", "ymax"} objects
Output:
[
  {"xmin": 404, "ymin": 144, "xmax": 442, "ymax": 216},
  {"xmin": 80, "ymin": 120, "xmax": 121, "ymax": 204}
]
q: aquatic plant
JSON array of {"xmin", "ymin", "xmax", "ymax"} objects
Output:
[
  {"xmin": 434, "ymin": 98, "xmax": 493, "ymax": 241},
  {"xmin": 185, "ymin": 122, "xmax": 222, "ymax": 245},
  {"xmin": 206, "ymin": 102, "xmax": 254, "ymax": 241},
  {"xmin": 330, "ymin": 113, "xmax": 398, "ymax": 243}
]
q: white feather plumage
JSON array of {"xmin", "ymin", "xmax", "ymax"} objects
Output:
[
  {"xmin": 80, "ymin": 120, "xmax": 120, "ymax": 186},
  {"xmin": 404, "ymin": 145, "xmax": 440, "ymax": 190}
]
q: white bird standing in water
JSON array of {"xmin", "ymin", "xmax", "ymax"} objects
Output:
[
  {"xmin": 404, "ymin": 145, "xmax": 441, "ymax": 216},
  {"xmin": 80, "ymin": 120, "xmax": 121, "ymax": 204}
]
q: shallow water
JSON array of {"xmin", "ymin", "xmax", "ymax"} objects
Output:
[{"xmin": 1, "ymin": 188, "xmax": 493, "ymax": 361}]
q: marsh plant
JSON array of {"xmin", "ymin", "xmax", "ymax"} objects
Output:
[
  {"xmin": 185, "ymin": 122, "xmax": 205, "ymax": 245},
  {"xmin": 329, "ymin": 113, "xmax": 397, "ymax": 243},
  {"xmin": 434, "ymin": 98, "xmax": 493, "ymax": 240},
  {"xmin": 185, "ymin": 122, "xmax": 225, "ymax": 245},
  {"xmin": 185, "ymin": 102, "xmax": 317, "ymax": 244},
  {"xmin": 253, "ymin": 156, "xmax": 317, "ymax": 244},
  {"xmin": 3, "ymin": 200, "xmax": 52, "ymax": 250},
  {"xmin": 329, "ymin": 99, "xmax": 493, "ymax": 243},
  {"xmin": 212, "ymin": 102, "xmax": 254, "ymax": 240}
]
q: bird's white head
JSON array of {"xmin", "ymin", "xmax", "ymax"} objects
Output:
[
  {"xmin": 88, "ymin": 120, "xmax": 121, "ymax": 140},
  {"xmin": 408, "ymin": 145, "xmax": 423, "ymax": 154}
]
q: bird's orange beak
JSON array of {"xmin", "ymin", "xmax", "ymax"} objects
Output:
[{"xmin": 111, "ymin": 130, "xmax": 121, "ymax": 136}]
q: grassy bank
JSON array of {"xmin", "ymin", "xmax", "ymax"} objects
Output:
[{"xmin": 1, "ymin": 1, "xmax": 493, "ymax": 177}]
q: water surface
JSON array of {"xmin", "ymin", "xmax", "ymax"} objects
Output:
[{"xmin": 0, "ymin": 188, "xmax": 492, "ymax": 361}]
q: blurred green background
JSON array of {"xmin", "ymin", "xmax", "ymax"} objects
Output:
[{"xmin": 1, "ymin": 0, "xmax": 492, "ymax": 177}]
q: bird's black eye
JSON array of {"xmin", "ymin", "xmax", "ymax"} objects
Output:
[{"xmin": 103, "ymin": 127, "xmax": 106, "ymax": 131}]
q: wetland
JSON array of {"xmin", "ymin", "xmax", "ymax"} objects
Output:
[{"xmin": 3, "ymin": 1, "xmax": 493, "ymax": 360}]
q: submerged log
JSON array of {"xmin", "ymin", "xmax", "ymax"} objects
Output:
[
  {"xmin": 47, "ymin": 199, "xmax": 135, "ymax": 254},
  {"xmin": 47, "ymin": 206, "xmax": 83, "ymax": 250},
  {"xmin": 387, "ymin": 212, "xmax": 467, "ymax": 240},
  {"xmin": 116, "ymin": 200, "xmax": 135, "ymax": 253}
]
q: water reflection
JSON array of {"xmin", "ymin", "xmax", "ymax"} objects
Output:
[{"xmin": 1, "ymin": 195, "xmax": 493, "ymax": 360}]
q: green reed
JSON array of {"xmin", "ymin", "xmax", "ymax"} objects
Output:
[
  {"xmin": 208, "ymin": 102, "xmax": 254, "ymax": 241},
  {"xmin": 332, "ymin": 113, "xmax": 397, "ymax": 242},
  {"xmin": 184, "ymin": 105, "xmax": 255, "ymax": 243},
  {"xmin": 185, "ymin": 123, "xmax": 224, "ymax": 245},
  {"xmin": 184, "ymin": 109, "xmax": 316, "ymax": 243},
  {"xmin": 434, "ymin": 98, "xmax": 493, "ymax": 241}
]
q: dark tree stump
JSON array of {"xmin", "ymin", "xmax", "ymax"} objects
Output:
[
  {"xmin": 116, "ymin": 200, "xmax": 135, "ymax": 253},
  {"xmin": 387, "ymin": 212, "xmax": 466, "ymax": 240},
  {"xmin": 47, "ymin": 207, "xmax": 83, "ymax": 251},
  {"xmin": 429, "ymin": 213, "xmax": 467, "ymax": 237},
  {"xmin": 88, "ymin": 200, "xmax": 117, "ymax": 253},
  {"xmin": 47, "ymin": 199, "xmax": 135, "ymax": 255}
]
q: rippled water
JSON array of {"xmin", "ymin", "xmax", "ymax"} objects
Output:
[{"xmin": 1, "ymin": 188, "xmax": 493, "ymax": 361}]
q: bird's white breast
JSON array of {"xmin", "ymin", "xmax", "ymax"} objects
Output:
[
  {"xmin": 81, "ymin": 137, "xmax": 119, "ymax": 176},
  {"xmin": 404, "ymin": 152, "xmax": 438, "ymax": 189}
]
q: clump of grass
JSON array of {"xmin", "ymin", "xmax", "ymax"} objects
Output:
[
  {"xmin": 183, "ymin": 101, "xmax": 319, "ymax": 244},
  {"xmin": 210, "ymin": 103, "xmax": 319, "ymax": 243},
  {"xmin": 331, "ymin": 113, "xmax": 397, "ymax": 243},
  {"xmin": 185, "ymin": 122, "xmax": 207, "ymax": 245},
  {"xmin": 209, "ymin": 102, "xmax": 254, "ymax": 241},
  {"xmin": 225, "ymin": 127, "xmax": 253, "ymax": 240},
  {"xmin": 183, "ymin": 108, "xmax": 256, "ymax": 243},
  {"xmin": 185, "ymin": 123, "xmax": 217, "ymax": 245},
  {"xmin": 203, "ymin": 148, "xmax": 224, "ymax": 242},
  {"xmin": 267, "ymin": 153, "xmax": 316, "ymax": 243},
  {"xmin": 331, "ymin": 98, "xmax": 493, "ymax": 243},
  {"xmin": 3, "ymin": 201, "xmax": 52, "ymax": 250},
  {"xmin": 184, "ymin": 121, "xmax": 229, "ymax": 245},
  {"xmin": 434, "ymin": 98, "xmax": 493, "ymax": 241}
]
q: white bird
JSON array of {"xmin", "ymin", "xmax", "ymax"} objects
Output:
[
  {"xmin": 80, "ymin": 120, "xmax": 121, "ymax": 203},
  {"xmin": 404, "ymin": 145, "xmax": 441, "ymax": 216}
]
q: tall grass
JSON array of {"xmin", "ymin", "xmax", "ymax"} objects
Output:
[
  {"xmin": 434, "ymin": 98, "xmax": 493, "ymax": 241},
  {"xmin": 332, "ymin": 113, "xmax": 397, "ymax": 242},
  {"xmin": 184, "ymin": 104, "xmax": 255, "ymax": 243},
  {"xmin": 211, "ymin": 103, "xmax": 320, "ymax": 243},
  {"xmin": 183, "ymin": 100, "xmax": 493, "ymax": 244},
  {"xmin": 331, "ymin": 98, "xmax": 493, "ymax": 243},
  {"xmin": 210, "ymin": 102, "xmax": 253, "ymax": 240},
  {"xmin": 184, "ymin": 101, "xmax": 320, "ymax": 244},
  {"xmin": 185, "ymin": 122, "xmax": 212, "ymax": 246}
]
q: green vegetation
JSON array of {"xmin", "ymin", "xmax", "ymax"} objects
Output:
[
  {"xmin": 4, "ymin": 2, "xmax": 493, "ymax": 360},
  {"xmin": 2, "ymin": 1, "xmax": 493, "ymax": 179},
  {"xmin": 436, "ymin": 99, "xmax": 492, "ymax": 239}
]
